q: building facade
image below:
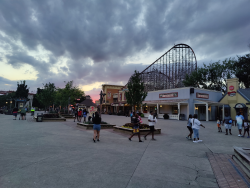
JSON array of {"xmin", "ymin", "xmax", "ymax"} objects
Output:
[
  {"xmin": 219, "ymin": 78, "xmax": 250, "ymax": 121},
  {"xmin": 142, "ymin": 87, "xmax": 224, "ymax": 121},
  {"xmin": 101, "ymin": 84, "xmax": 124, "ymax": 114}
]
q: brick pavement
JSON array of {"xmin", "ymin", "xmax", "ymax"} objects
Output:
[{"xmin": 207, "ymin": 153, "xmax": 250, "ymax": 188}]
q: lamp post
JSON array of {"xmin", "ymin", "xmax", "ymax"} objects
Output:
[{"xmin": 99, "ymin": 90, "xmax": 106, "ymax": 117}]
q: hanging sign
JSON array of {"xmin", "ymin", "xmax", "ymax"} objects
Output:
[
  {"xmin": 159, "ymin": 92, "xmax": 178, "ymax": 98},
  {"xmin": 196, "ymin": 93, "xmax": 209, "ymax": 99},
  {"xmin": 229, "ymin": 86, "xmax": 234, "ymax": 90},
  {"xmin": 235, "ymin": 103, "xmax": 244, "ymax": 108}
]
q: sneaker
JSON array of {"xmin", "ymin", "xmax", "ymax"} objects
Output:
[
  {"xmin": 186, "ymin": 136, "xmax": 189, "ymax": 140},
  {"xmin": 238, "ymin": 134, "xmax": 242, "ymax": 137},
  {"xmin": 128, "ymin": 138, "xmax": 131, "ymax": 141},
  {"xmin": 230, "ymin": 133, "xmax": 232, "ymax": 135},
  {"xmin": 189, "ymin": 137, "xmax": 193, "ymax": 140},
  {"xmin": 152, "ymin": 138, "xmax": 156, "ymax": 141},
  {"xmin": 247, "ymin": 136, "xmax": 250, "ymax": 138},
  {"xmin": 193, "ymin": 141, "xmax": 198, "ymax": 143},
  {"xmin": 144, "ymin": 136, "xmax": 147, "ymax": 140},
  {"xmin": 225, "ymin": 133, "xmax": 228, "ymax": 135},
  {"xmin": 197, "ymin": 140, "xmax": 203, "ymax": 142}
]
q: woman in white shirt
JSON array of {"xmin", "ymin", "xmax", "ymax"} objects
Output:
[{"xmin": 192, "ymin": 114, "xmax": 205, "ymax": 143}]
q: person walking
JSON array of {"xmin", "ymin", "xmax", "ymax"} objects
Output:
[
  {"xmin": 92, "ymin": 112, "xmax": 101, "ymax": 142},
  {"xmin": 129, "ymin": 113, "xmax": 143, "ymax": 142},
  {"xmin": 82, "ymin": 109, "xmax": 88, "ymax": 122},
  {"xmin": 12, "ymin": 107, "xmax": 18, "ymax": 120},
  {"xmin": 241, "ymin": 120, "xmax": 249, "ymax": 138},
  {"xmin": 186, "ymin": 114, "xmax": 193, "ymax": 140},
  {"xmin": 235, "ymin": 112, "xmax": 244, "ymax": 137},
  {"xmin": 74, "ymin": 108, "xmax": 78, "ymax": 122},
  {"xmin": 78, "ymin": 109, "xmax": 82, "ymax": 122},
  {"xmin": 144, "ymin": 111, "xmax": 157, "ymax": 140},
  {"xmin": 192, "ymin": 114, "xmax": 205, "ymax": 143},
  {"xmin": 223, "ymin": 112, "xmax": 233, "ymax": 135}
]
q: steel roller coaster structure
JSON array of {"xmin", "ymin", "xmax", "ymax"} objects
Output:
[{"xmin": 130, "ymin": 43, "xmax": 197, "ymax": 92}]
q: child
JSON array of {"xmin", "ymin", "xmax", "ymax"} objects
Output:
[
  {"xmin": 186, "ymin": 114, "xmax": 193, "ymax": 140},
  {"xmin": 192, "ymin": 114, "xmax": 205, "ymax": 143},
  {"xmin": 241, "ymin": 120, "xmax": 249, "ymax": 138},
  {"xmin": 217, "ymin": 117, "xmax": 222, "ymax": 132}
]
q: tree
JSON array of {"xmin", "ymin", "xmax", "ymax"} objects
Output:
[
  {"xmin": 55, "ymin": 81, "xmax": 85, "ymax": 112},
  {"xmin": 183, "ymin": 58, "xmax": 235, "ymax": 93},
  {"xmin": 125, "ymin": 70, "xmax": 147, "ymax": 111},
  {"xmin": 15, "ymin": 80, "xmax": 29, "ymax": 99},
  {"xmin": 233, "ymin": 54, "xmax": 250, "ymax": 88},
  {"xmin": 36, "ymin": 83, "xmax": 57, "ymax": 111}
]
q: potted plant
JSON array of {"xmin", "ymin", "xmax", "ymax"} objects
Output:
[{"xmin": 163, "ymin": 113, "xmax": 169, "ymax": 119}]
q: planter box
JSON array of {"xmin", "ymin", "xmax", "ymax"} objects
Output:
[
  {"xmin": 113, "ymin": 126, "xmax": 161, "ymax": 135},
  {"xmin": 34, "ymin": 116, "xmax": 66, "ymax": 122},
  {"xmin": 77, "ymin": 123, "xmax": 115, "ymax": 130}
]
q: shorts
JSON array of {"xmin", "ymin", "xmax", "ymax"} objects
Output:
[
  {"xmin": 13, "ymin": 113, "xmax": 17, "ymax": 117},
  {"xmin": 237, "ymin": 123, "xmax": 242, "ymax": 130},
  {"xmin": 192, "ymin": 128, "xmax": 199, "ymax": 139},
  {"xmin": 75, "ymin": 113, "xmax": 78, "ymax": 117},
  {"xmin": 149, "ymin": 126, "xmax": 155, "ymax": 132},
  {"xmin": 93, "ymin": 124, "xmax": 101, "ymax": 131},
  {"xmin": 21, "ymin": 113, "xmax": 25, "ymax": 116},
  {"xmin": 225, "ymin": 124, "xmax": 232, "ymax": 129},
  {"xmin": 187, "ymin": 126, "xmax": 193, "ymax": 133},
  {"xmin": 244, "ymin": 127, "xmax": 249, "ymax": 132},
  {"xmin": 83, "ymin": 115, "xmax": 87, "ymax": 118},
  {"xmin": 217, "ymin": 124, "xmax": 221, "ymax": 128},
  {"xmin": 133, "ymin": 126, "xmax": 140, "ymax": 133}
]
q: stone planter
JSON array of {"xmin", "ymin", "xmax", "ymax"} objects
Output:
[
  {"xmin": 113, "ymin": 126, "xmax": 161, "ymax": 135},
  {"xmin": 77, "ymin": 123, "xmax": 115, "ymax": 130},
  {"xmin": 34, "ymin": 116, "xmax": 66, "ymax": 122}
]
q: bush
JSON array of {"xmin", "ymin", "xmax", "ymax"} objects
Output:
[
  {"xmin": 43, "ymin": 113, "xmax": 60, "ymax": 118},
  {"xmin": 163, "ymin": 114, "xmax": 169, "ymax": 119},
  {"xmin": 140, "ymin": 113, "xmax": 144, "ymax": 117}
]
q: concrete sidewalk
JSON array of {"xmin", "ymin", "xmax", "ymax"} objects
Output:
[{"xmin": 0, "ymin": 114, "xmax": 249, "ymax": 188}]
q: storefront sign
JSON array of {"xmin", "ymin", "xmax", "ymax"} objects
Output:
[
  {"xmin": 196, "ymin": 93, "xmax": 209, "ymax": 99},
  {"xmin": 229, "ymin": 85, "xmax": 234, "ymax": 90},
  {"xmin": 19, "ymin": 103, "xmax": 24, "ymax": 107},
  {"xmin": 159, "ymin": 92, "xmax": 178, "ymax": 98},
  {"xmin": 235, "ymin": 103, "xmax": 244, "ymax": 108},
  {"xmin": 228, "ymin": 91, "xmax": 236, "ymax": 97}
]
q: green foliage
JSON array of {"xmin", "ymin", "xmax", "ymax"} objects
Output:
[
  {"xmin": 125, "ymin": 70, "xmax": 147, "ymax": 110},
  {"xmin": 55, "ymin": 81, "xmax": 85, "ymax": 108},
  {"xmin": 183, "ymin": 58, "xmax": 235, "ymax": 93},
  {"xmin": 36, "ymin": 82, "xmax": 57, "ymax": 109},
  {"xmin": 233, "ymin": 54, "xmax": 250, "ymax": 88},
  {"xmin": 15, "ymin": 80, "xmax": 29, "ymax": 99},
  {"xmin": 140, "ymin": 113, "xmax": 144, "ymax": 117},
  {"xmin": 183, "ymin": 54, "xmax": 250, "ymax": 91}
]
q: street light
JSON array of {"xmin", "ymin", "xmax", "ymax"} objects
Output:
[{"xmin": 99, "ymin": 90, "xmax": 106, "ymax": 116}]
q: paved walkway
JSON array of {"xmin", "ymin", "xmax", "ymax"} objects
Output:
[{"xmin": 0, "ymin": 113, "xmax": 250, "ymax": 188}]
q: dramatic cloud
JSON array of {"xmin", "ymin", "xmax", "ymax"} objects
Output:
[{"xmin": 0, "ymin": 0, "xmax": 249, "ymax": 100}]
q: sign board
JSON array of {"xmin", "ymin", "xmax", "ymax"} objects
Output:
[
  {"xmin": 196, "ymin": 93, "xmax": 209, "ymax": 99},
  {"xmin": 19, "ymin": 103, "xmax": 24, "ymax": 108},
  {"xmin": 235, "ymin": 103, "xmax": 244, "ymax": 108},
  {"xmin": 229, "ymin": 85, "xmax": 234, "ymax": 90},
  {"xmin": 228, "ymin": 91, "xmax": 236, "ymax": 97},
  {"xmin": 159, "ymin": 92, "xmax": 178, "ymax": 98}
]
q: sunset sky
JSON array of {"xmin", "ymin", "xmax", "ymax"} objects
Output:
[{"xmin": 0, "ymin": 0, "xmax": 250, "ymax": 101}]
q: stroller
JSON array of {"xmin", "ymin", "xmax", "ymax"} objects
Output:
[{"xmin": 19, "ymin": 108, "xmax": 26, "ymax": 120}]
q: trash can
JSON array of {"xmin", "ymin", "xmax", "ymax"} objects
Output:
[{"xmin": 36, "ymin": 113, "xmax": 43, "ymax": 122}]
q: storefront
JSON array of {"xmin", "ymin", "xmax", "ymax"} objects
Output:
[
  {"xmin": 219, "ymin": 78, "xmax": 250, "ymax": 120},
  {"xmin": 143, "ymin": 87, "xmax": 224, "ymax": 121}
]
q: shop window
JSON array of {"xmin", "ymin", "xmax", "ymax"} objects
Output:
[
  {"xmin": 124, "ymin": 93, "xmax": 126, "ymax": 101},
  {"xmin": 119, "ymin": 93, "xmax": 122, "ymax": 101},
  {"xmin": 172, "ymin": 106, "xmax": 178, "ymax": 114}
]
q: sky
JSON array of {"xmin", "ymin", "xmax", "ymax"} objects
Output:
[{"xmin": 0, "ymin": 0, "xmax": 250, "ymax": 102}]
